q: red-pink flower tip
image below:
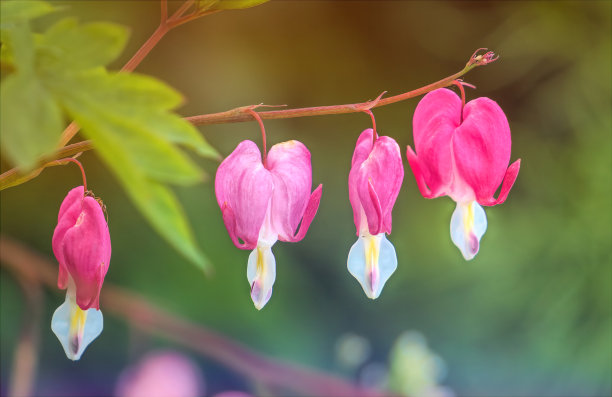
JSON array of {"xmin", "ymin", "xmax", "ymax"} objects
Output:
[{"xmin": 52, "ymin": 186, "xmax": 111, "ymax": 311}]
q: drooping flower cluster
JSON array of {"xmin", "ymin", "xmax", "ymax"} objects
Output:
[
  {"xmin": 347, "ymin": 128, "xmax": 404, "ymax": 299},
  {"xmin": 215, "ymin": 140, "xmax": 322, "ymax": 309},
  {"xmin": 51, "ymin": 185, "xmax": 111, "ymax": 360},
  {"xmin": 407, "ymin": 88, "xmax": 521, "ymax": 259},
  {"xmin": 214, "ymin": 87, "xmax": 520, "ymax": 306},
  {"xmin": 41, "ymin": 57, "xmax": 520, "ymax": 368}
]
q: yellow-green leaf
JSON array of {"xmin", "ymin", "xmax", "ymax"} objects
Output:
[
  {"xmin": 0, "ymin": 73, "xmax": 64, "ymax": 170},
  {"xmin": 77, "ymin": 132, "xmax": 213, "ymax": 273},
  {"xmin": 39, "ymin": 18, "xmax": 128, "ymax": 70},
  {"xmin": 42, "ymin": 68, "xmax": 214, "ymax": 271},
  {"xmin": 46, "ymin": 70, "xmax": 204, "ymax": 185},
  {"xmin": 2, "ymin": 12, "xmax": 218, "ymax": 272},
  {"xmin": 0, "ymin": 0, "xmax": 54, "ymax": 26}
]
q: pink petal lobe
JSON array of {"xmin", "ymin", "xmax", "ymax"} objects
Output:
[
  {"xmin": 350, "ymin": 131, "xmax": 403, "ymax": 235},
  {"xmin": 479, "ymin": 159, "xmax": 521, "ymax": 206},
  {"xmin": 411, "ymin": 88, "xmax": 460, "ymax": 197},
  {"xmin": 284, "ymin": 184, "xmax": 322, "ymax": 243},
  {"xmin": 221, "ymin": 203, "xmax": 256, "ymax": 250},
  {"xmin": 367, "ymin": 179, "xmax": 383, "ymax": 233},
  {"xmin": 215, "ymin": 141, "xmax": 274, "ymax": 249},
  {"xmin": 349, "ymin": 129, "xmax": 375, "ymax": 234},
  {"xmin": 57, "ymin": 186, "xmax": 84, "ymax": 221},
  {"xmin": 53, "ymin": 186, "xmax": 85, "ymax": 289},
  {"xmin": 406, "ymin": 146, "xmax": 439, "ymax": 199},
  {"xmin": 266, "ymin": 140, "xmax": 318, "ymax": 242},
  {"xmin": 62, "ymin": 197, "xmax": 111, "ymax": 310},
  {"xmin": 351, "ymin": 129, "xmax": 375, "ymax": 168},
  {"xmin": 453, "ymin": 97, "xmax": 512, "ymax": 203}
]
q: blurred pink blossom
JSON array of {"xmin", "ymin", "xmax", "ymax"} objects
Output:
[
  {"xmin": 115, "ymin": 350, "xmax": 205, "ymax": 397},
  {"xmin": 213, "ymin": 392, "xmax": 253, "ymax": 397}
]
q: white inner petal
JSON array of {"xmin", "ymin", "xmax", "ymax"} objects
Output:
[
  {"xmin": 51, "ymin": 292, "xmax": 103, "ymax": 361},
  {"xmin": 247, "ymin": 244, "xmax": 277, "ymax": 310},
  {"xmin": 450, "ymin": 200, "xmax": 487, "ymax": 260},
  {"xmin": 347, "ymin": 232, "xmax": 397, "ymax": 299}
]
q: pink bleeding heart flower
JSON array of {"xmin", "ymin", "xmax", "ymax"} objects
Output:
[
  {"xmin": 215, "ymin": 140, "xmax": 322, "ymax": 310},
  {"xmin": 406, "ymin": 88, "xmax": 521, "ymax": 260},
  {"xmin": 51, "ymin": 185, "xmax": 111, "ymax": 360},
  {"xmin": 347, "ymin": 128, "xmax": 404, "ymax": 299}
]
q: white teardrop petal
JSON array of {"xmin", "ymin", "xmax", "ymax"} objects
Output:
[
  {"xmin": 347, "ymin": 233, "xmax": 397, "ymax": 299},
  {"xmin": 247, "ymin": 245, "xmax": 277, "ymax": 310},
  {"xmin": 51, "ymin": 294, "xmax": 103, "ymax": 361},
  {"xmin": 347, "ymin": 236, "xmax": 368, "ymax": 295},
  {"xmin": 450, "ymin": 201, "xmax": 487, "ymax": 260},
  {"xmin": 377, "ymin": 234, "xmax": 398, "ymax": 296}
]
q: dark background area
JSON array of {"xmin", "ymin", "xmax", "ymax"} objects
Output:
[{"xmin": 1, "ymin": 1, "xmax": 611, "ymax": 396}]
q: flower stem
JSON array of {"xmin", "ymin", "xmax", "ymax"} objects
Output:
[
  {"xmin": 452, "ymin": 80, "xmax": 466, "ymax": 123},
  {"xmin": 363, "ymin": 109, "xmax": 378, "ymax": 142},
  {"xmin": 57, "ymin": 158, "xmax": 87, "ymax": 192},
  {"xmin": 246, "ymin": 108, "xmax": 267, "ymax": 167}
]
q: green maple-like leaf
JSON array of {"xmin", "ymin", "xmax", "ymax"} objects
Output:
[
  {"xmin": 38, "ymin": 18, "xmax": 128, "ymax": 70},
  {"xmin": 1, "ymin": 4, "xmax": 218, "ymax": 272},
  {"xmin": 1, "ymin": 8, "xmax": 62, "ymax": 170},
  {"xmin": 0, "ymin": 0, "xmax": 55, "ymax": 25}
]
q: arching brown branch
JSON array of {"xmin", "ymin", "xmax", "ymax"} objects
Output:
[{"xmin": 0, "ymin": 49, "xmax": 496, "ymax": 192}]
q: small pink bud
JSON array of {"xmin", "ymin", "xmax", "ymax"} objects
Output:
[
  {"xmin": 52, "ymin": 186, "xmax": 111, "ymax": 310},
  {"xmin": 51, "ymin": 185, "xmax": 110, "ymax": 360}
]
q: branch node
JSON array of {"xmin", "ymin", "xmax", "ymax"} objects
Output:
[
  {"xmin": 467, "ymin": 48, "xmax": 499, "ymax": 67},
  {"xmin": 353, "ymin": 91, "xmax": 387, "ymax": 112}
]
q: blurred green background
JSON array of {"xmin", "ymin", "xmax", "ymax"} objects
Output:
[{"xmin": 1, "ymin": 1, "xmax": 610, "ymax": 396}]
